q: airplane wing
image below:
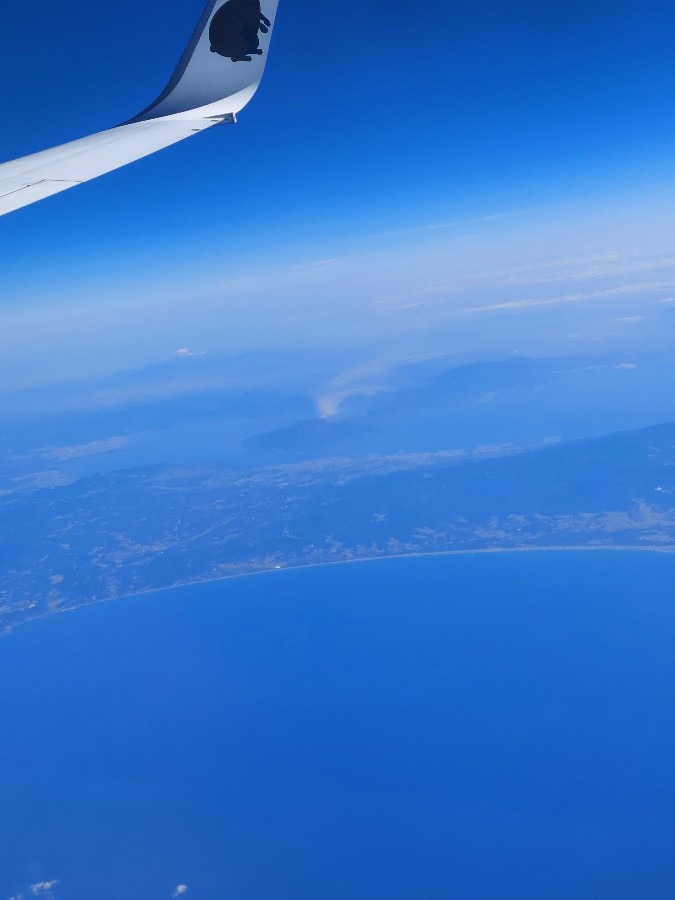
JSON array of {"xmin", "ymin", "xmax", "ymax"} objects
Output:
[{"xmin": 0, "ymin": 0, "xmax": 279, "ymax": 217}]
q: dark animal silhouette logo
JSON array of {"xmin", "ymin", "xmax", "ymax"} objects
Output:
[{"xmin": 209, "ymin": 0, "xmax": 271, "ymax": 62}]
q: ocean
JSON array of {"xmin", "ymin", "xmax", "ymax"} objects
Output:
[{"xmin": 1, "ymin": 551, "xmax": 674, "ymax": 899}]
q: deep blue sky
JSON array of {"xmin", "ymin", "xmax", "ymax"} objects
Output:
[{"xmin": 2, "ymin": 0, "xmax": 675, "ymax": 385}]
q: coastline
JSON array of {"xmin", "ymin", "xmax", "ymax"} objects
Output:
[
  {"xmin": 118, "ymin": 542, "xmax": 675, "ymax": 600},
  {"xmin": 5, "ymin": 542, "xmax": 675, "ymax": 637}
]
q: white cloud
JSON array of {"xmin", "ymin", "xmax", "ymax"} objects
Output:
[
  {"xmin": 38, "ymin": 436, "xmax": 129, "ymax": 462},
  {"xmin": 365, "ymin": 209, "xmax": 527, "ymax": 242},
  {"xmin": 175, "ymin": 347, "xmax": 194, "ymax": 357},
  {"xmin": 289, "ymin": 256, "xmax": 347, "ymax": 273},
  {"xmin": 172, "ymin": 887, "xmax": 188, "ymax": 898},
  {"xmin": 466, "ymin": 280, "xmax": 675, "ymax": 315},
  {"xmin": 315, "ymin": 357, "xmax": 392, "ymax": 418},
  {"xmin": 316, "ymin": 353, "xmax": 441, "ymax": 418},
  {"xmin": 488, "ymin": 252, "xmax": 675, "ymax": 287},
  {"xmin": 377, "ymin": 251, "xmax": 675, "ymax": 312},
  {"xmin": 317, "ymin": 385, "xmax": 385, "ymax": 419},
  {"xmin": 30, "ymin": 884, "xmax": 58, "ymax": 896}
]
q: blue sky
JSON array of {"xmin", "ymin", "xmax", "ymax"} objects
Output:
[{"xmin": 2, "ymin": 0, "xmax": 675, "ymax": 386}]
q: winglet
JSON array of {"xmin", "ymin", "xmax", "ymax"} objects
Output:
[
  {"xmin": 0, "ymin": 0, "xmax": 280, "ymax": 217},
  {"xmin": 133, "ymin": 0, "xmax": 280, "ymax": 123}
]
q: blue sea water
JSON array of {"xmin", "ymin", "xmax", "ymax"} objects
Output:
[{"xmin": 1, "ymin": 551, "xmax": 675, "ymax": 899}]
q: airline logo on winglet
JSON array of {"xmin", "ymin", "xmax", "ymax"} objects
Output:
[{"xmin": 209, "ymin": 0, "xmax": 272, "ymax": 62}]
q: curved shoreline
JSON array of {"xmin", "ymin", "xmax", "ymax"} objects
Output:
[
  {"xmin": 54, "ymin": 544, "xmax": 675, "ymax": 613},
  {"xmin": 125, "ymin": 541, "xmax": 675, "ymax": 596},
  {"xmin": 6, "ymin": 543, "xmax": 675, "ymax": 637}
]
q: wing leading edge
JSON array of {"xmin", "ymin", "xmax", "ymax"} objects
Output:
[{"xmin": 0, "ymin": 0, "xmax": 279, "ymax": 217}]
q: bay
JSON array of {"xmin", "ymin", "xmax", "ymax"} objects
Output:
[{"xmin": 1, "ymin": 551, "xmax": 674, "ymax": 899}]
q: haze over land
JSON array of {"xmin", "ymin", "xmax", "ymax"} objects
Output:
[
  {"xmin": 5, "ymin": 216, "xmax": 675, "ymax": 632},
  {"xmin": 4, "ymin": 339, "xmax": 675, "ymax": 632}
]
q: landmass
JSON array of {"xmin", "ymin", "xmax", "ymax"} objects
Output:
[{"xmin": 2, "ymin": 419, "xmax": 675, "ymax": 633}]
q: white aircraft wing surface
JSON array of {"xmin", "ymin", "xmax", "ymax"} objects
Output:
[{"xmin": 0, "ymin": 0, "xmax": 279, "ymax": 217}]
